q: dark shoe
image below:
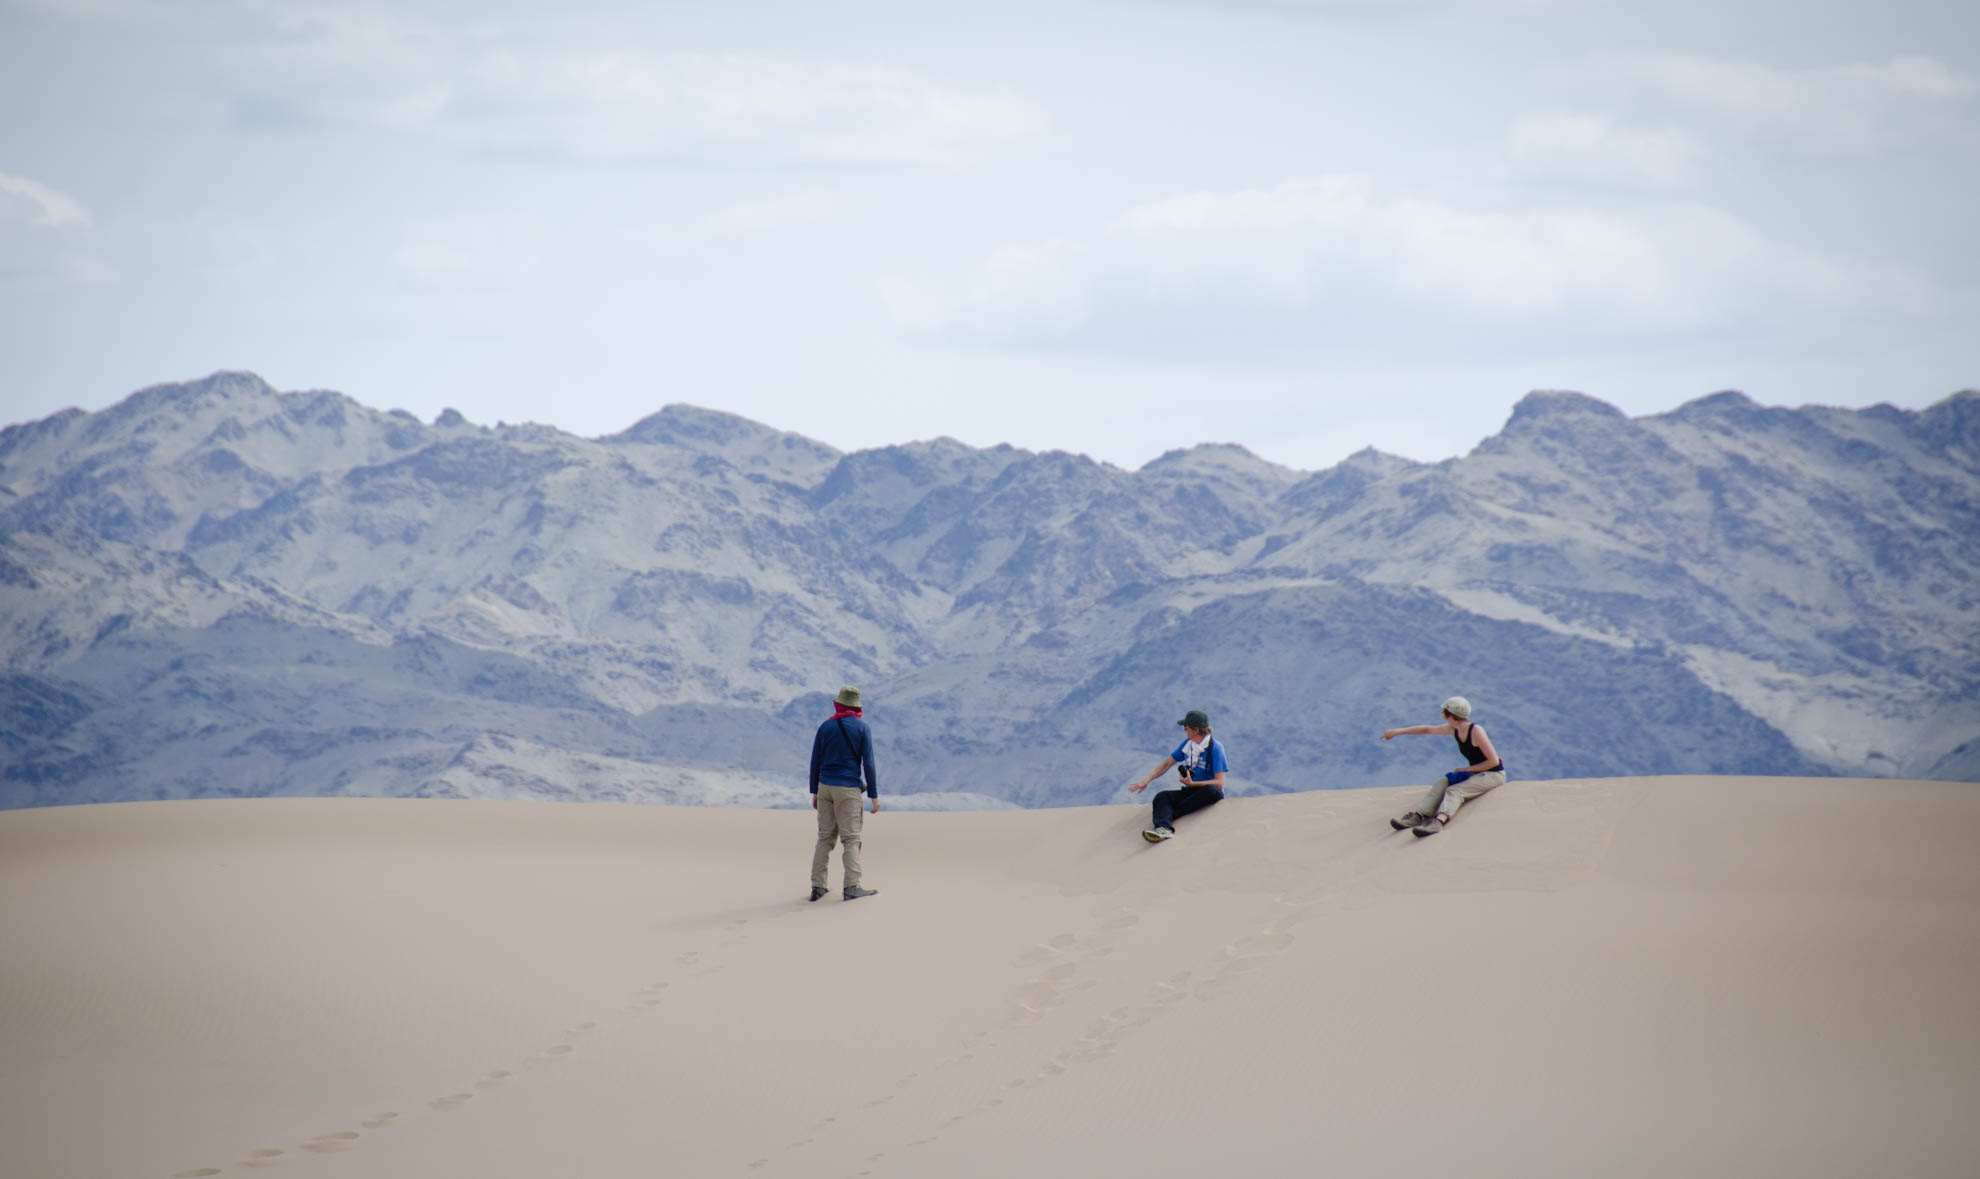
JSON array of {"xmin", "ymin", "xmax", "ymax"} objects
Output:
[
  {"xmin": 1412, "ymin": 815, "xmax": 1448, "ymax": 838},
  {"xmin": 1142, "ymin": 827, "xmax": 1174, "ymax": 843},
  {"xmin": 1390, "ymin": 811, "xmax": 1429, "ymax": 831},
  {"xmin": 809, "ymin": 886, "xmax": 827, "ymax": 902},
  {"xmin": 843, "ymin": 885, "xmax": 878, "ymax": 901}
]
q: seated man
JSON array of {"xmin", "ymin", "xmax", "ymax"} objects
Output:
[{"xmin": 1127, "ymin": 709, "xmax": 1228, "ymax": 842}]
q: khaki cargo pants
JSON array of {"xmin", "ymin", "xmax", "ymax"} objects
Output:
[
  {"xmin": 812, "ymin": 784, "xmax": 867, "ymax": 890},
  {"xmin": 1414, "ymin": 770, "xmax": 1507, "ymax": 821}
]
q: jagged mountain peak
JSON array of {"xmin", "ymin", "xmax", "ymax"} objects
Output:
[
  {"xmin": 911, "ymin": 436, "xmax": 1024, "ymax": 462},
  {"xmin": 1143, "ymin": 441, "xmax": 1265, "ymax": 470},
  {"xmin": 1277, "ymin": 446, "xmax": 1419, "ymax": 515},
  {"xmin": 105, "ymin": 372, "xmax": 389, "ymax": 442},
  {"xmin": 1921, "ymin": 389, "xmax": 1980, "ymax": 459},
  {"xmin": 606, "ymin": 403, "xmax": 839, "ymax": 486},
  {"xmin": 64, "ymin": 370, "xmax": 281, "ymax": 454},
  {"xmin": 1502, "ymin": 389, "xmax": 1628, "ymax": 432},
  {"xmin": 85, "ymin": 372, "xmax": 413, "ymax": 449},
  {"xmin": 1472, "ymin": 390, "xmax": 1653, "ymax": 468},
  {"xmin": 0, "ymin": 407, "xmax": 88, "ymax": 475},
  {"xmin": 1, "ymin": 405, "xmax": 86, "ymax": 436},
  {"xmin": 608, "ymin": 403, "xmax": 807, "ymax": 450},
  {"xmin": 1010, "ymin": 447, "xmax": 1114, "ymax": 477},
  {"xmin": 4, "ymin": 371, "xmax": 287, "ymax": 490},
  {"xmin": 0, "ymin": 372, "xmax": 441, "ymax": 552},
  {"xmin": 1140, "ymin": 442, "xmax": 1302, "ymax": 489},
  {"xmin": 859, "ymin": 435, "xmax": 1008, "ymax": 467},
  {"xmin": 1337, "ymin": 446, "xmax": 1418, "ymax": 476},
  {"xmin": 126, "ymin": 370, "xmax": 280, "ymax": 411},
  {"xmin": 812, "ymin": 435, "xmax": 1025, "ymax": 513},
  {"xmin": 1661, "ymin": 390, "xmax": 1783, "ymax": 428},
  {"xmin": 1673, "ymin": 389, "xmax": 1758, "ymax": 414}
]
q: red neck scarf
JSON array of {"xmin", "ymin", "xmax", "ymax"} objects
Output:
[{"xmin": 832, "ymin": 704, "xmax": 862, "ymax": 720}]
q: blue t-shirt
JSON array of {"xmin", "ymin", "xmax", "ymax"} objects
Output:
[{"xmin": 1169, "ymin": 737, "xmax": 1228, "ymax": 786}]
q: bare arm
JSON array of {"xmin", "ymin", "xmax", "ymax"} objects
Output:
[
  {"xmin": 1381, "ymin": 722, "xmax": 1455, "ymax": 741},
  {"xmin": 1128, "ymin": 757, "xmax": 1178, "ymax": 793}
]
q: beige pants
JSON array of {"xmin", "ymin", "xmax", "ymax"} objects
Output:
[
  {"xmin": 812, "ymin": 784, "xmax": 866, "ymax": 890},
  {"xmin": 1414, "ymin": 770, "xmax": 1506, "ymax": 821}
]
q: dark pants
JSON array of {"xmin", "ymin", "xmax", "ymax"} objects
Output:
[{"xmin": 1152, "ymin": 785, "xmax": 1223, "ymax": 831}]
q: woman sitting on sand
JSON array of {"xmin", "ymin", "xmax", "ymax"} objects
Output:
[{"xmin": 1381, "ymin": 696, "xmax": 1506, "ymax": 837}]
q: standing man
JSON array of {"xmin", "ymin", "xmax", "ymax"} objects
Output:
[
  {"xmin": 1127, "ymin": 708, "xmax": 1228, "ymax": 843},
  {"xmin": 1380, "ymin": 695, "xmax": 1507, "ymax": 837},
  {"xmin": 810, "ymin": 685, "xmax": 879, "ymax": 901}
]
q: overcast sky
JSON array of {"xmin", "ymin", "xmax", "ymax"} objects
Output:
[{"xmin": 2, "ymin": 0, "xmax": 1974, "ymax": 470}]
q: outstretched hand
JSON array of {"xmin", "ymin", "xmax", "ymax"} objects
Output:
[
  {"xmin": 1381, "ymin": 729, "xmax": 1399, "ymax": 741},
  {"xmin": 1127, "ymin": 780, "xmax": 1147, "ymax": 794}
]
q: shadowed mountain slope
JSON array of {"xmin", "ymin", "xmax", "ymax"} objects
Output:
[{"xmin": 3, "ymin": 373, "xmax": 1975, "ymax": 808}]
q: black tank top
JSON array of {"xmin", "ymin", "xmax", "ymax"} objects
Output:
[{"xmin": 1453, "ymin": 723, "xmax": 1503, "ymax": 774}]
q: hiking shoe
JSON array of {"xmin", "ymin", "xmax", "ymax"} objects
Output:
[
  {"xmin": 843, "ymin": 885, "xmax": 878, "ymax": 901},
  {"xmin": 1412, "ymin": 816, "xmax": 1447, "ymax": 838},
  {"xmin": 1390, "ymin": 812, "xmax": 1430, "ymax": 831},
  {"xmin": 1142, "ymin": 827, "xmax": 1174, "ymax": 843},
  {"xmin": 809, "ymin": 886, "xmax": 827, "ymax": 902}
]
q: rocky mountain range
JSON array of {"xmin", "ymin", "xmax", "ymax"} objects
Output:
[{"xmin": 3, "ymin": 371, "xmax": 1976, "ymax": 811}]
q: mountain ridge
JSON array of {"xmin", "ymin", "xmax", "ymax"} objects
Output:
[{"xmin": 3, "ymin": 372, "xmax": 1975, "ymax": 809}]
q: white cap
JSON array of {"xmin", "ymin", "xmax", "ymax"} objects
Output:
[{"xmin": 1441, "ymin": 696, "xmax": 1472, "ymax": 720}]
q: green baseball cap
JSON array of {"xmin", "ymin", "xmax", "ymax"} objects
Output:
[{"xmin": 1177, "ymin": 709, "xmax": 1210, "ymax": 729}]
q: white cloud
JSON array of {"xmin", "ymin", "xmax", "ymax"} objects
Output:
[
  {"xmin": 891, "ymin": 175, "xmax": 1939, "ymax": 351},
  {"xmin": 442, "ymin": 51, "xmax": 1047, "ymax": 165},
  {"xmin": 0, "ymin": 172, "xmax": 112, "ymax": 288},
  {"xmin": 0, "ymin": 173, "xmax": 94, "ymax": 230},
  {"xmin": 210, "ymin": 7, "xmax": 1050, "ymax": 166},
  {"xmin": 1839, "ymin": 55, "xmax": 1978, "ymax": 99},
  {"xmin": 1505, "ymin": 112, "xmax": 1704, "ymax": 190},
  {"xmin": 1590, "ymin": 54, "xmax": 1978, "ymax": 152}
]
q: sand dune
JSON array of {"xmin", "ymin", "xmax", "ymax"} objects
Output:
[{"xmin": 2, "ymin": 777, "xmax": 1976, "ymax": 1179}]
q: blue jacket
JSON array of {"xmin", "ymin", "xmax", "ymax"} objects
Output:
[{"xmin": 811, "ymin": 713, "xmax": 877, "ymax": 797}]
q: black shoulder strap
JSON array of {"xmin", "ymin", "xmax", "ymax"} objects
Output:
[{"xmin": 834, "ymin": 717, "xmax": 867, "ymax": 762}]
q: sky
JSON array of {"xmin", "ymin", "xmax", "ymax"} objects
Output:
[{"xmin": 1, "ymin": 0, "xmax": 1975, "ymax": 471}]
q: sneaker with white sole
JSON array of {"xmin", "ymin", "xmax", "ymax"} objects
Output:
[{"xmin": 1142, "ymin": 827, "xmax": 1175, "ymax": 842}]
